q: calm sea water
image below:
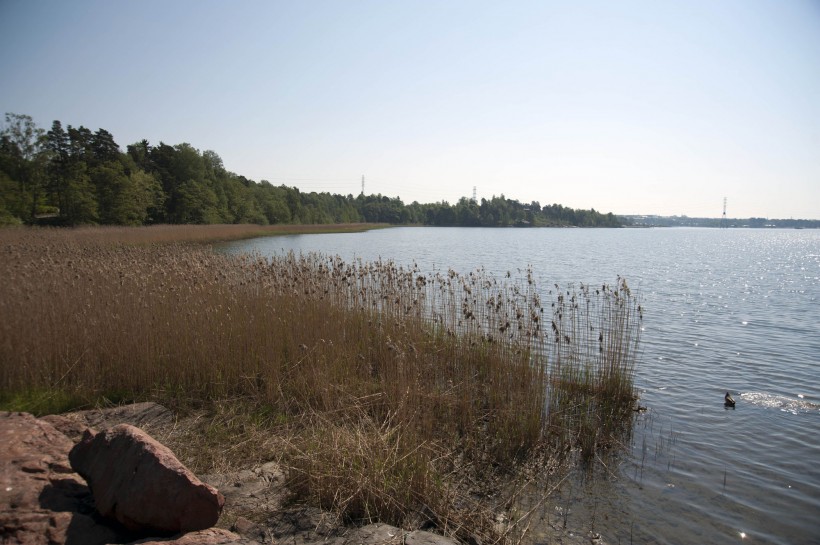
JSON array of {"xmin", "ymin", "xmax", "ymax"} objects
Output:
[{"xmin": 217, "ymin": 227, "xmax": 820, "ymax": 545}]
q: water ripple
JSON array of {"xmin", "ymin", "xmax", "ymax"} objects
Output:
[
  {"xmin": 217, "ymin": 227, "xmax": 820, "ymax": 545},
  {"xmin": 739, "ymin": 392, "xmax": 820, "ymax": 414}
]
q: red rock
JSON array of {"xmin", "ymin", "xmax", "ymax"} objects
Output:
[
  {"xmin": 69, "ymin": 424, "xmax": 224, "ymax": 534},
  {"xmin": 0, "ymin": 412, "xmax": 127, "ymax": 545},
  {"xmin": 39, "ymin": 413, "xmax": 91, "ymax": 442}
]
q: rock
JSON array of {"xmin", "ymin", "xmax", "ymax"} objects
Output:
[
  {"xmin": 0, "ymin": 412, "xmax": 131, "ymax": 545},
  {"xmin": 128, "ymin": 527, "xmax": 260, "ymax": 544},
  {"xmin": 69, "ymin": 423, "xmax": 224, "ymax": 534},
  {"xmin": 42, "ymin": 402, "xmax": 174, "ymax": 442},
  {"xmin": 341, "ymin": 524, "xmax": 460, "ymax": 545},
  {"xmin": 405, "ymin": 528, "xmax": 462, "ymax": 545},
  {"xmin": 2, "ymin": 408, "xmax": 466, "ymax": 545},
  {"xmin": 202, "ymin": 462, "xmax": 286, "ymax": 523},
  {"xmin": 76, "ymin": 401, "xmax": 174, "ymax": 430},
  {"xmin": 346, "ymin": 523, "xmax": 405, "ymax": 545},
  {"xmin": 39, "ymin": 413, "xmax": 91, "ymax": 442},
  {"xmin": 231, "ymin": 517, "xmax": 268, "ymax": 542}
]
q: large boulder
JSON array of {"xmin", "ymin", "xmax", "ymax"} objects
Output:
[
  {"xmin": 69, "ymin": 424, "xmax": 224, "ymax": 534},
  {"xmin": 0, "ymin": 412, "xmax": 129, "ymax": 545}
]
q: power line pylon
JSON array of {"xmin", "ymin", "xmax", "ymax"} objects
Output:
[{"xmin": 721, "ymin": 197, "xmax": 728, "ymax": 228}]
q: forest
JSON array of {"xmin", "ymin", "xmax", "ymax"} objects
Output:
[{"xmin": 0, "ymin": 113, "xmax": 623, "ymax": 228}]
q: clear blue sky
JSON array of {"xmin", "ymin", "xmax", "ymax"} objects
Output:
[{"xmin": 2, "ymin": 0, "xmax": 818, "ymax": 218}]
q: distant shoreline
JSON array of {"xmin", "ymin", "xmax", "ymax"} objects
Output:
[{"xmin": 621, "ymin": 215, "xmax": 820, "ymax": 228}]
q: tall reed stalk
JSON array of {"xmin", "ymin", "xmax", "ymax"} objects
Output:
[{"xmin": 0, "ymin": 226, "xmax": 642, "ymax": 540}]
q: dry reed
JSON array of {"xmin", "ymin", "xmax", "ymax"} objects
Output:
[{"xmin": 0, "ymin": 226, "xmax": 642, "ymax": 542}]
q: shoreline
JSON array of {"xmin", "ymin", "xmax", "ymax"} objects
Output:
[
  {"xmin": 7, "ymin": 401, "xmax": 607, "ymax": 545},
  {"xmin": 0, "ymin": 225, "xmax": 639, "ymax": 545}
]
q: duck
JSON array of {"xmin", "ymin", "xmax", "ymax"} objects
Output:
[{"xmin": 724, "ymin": 392, "xmax": 736, "ymax": 407}]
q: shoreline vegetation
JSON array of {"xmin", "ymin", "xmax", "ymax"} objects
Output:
[
  {"xmin": 0, "ymin": 222, "xmax": 390, "ymax": 245},
  {"xmin": 1, "ymin": 113, "xmax": 621, "ymax": 229},
  {"xmin": 0, "ymin": 225, "xmax": 642, "ymax": 543},
  {"xmin": 3, "ymin": 113, "xmax": 818, "ymax": 233}
]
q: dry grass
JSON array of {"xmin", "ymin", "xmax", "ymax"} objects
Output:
[
  {"xmin": 0, "ymin": 226, "xmax": 642, "ymax": 543},
  {"xmin": 0, "ymin": 222, "xmax": 383, "ymax": 246}
]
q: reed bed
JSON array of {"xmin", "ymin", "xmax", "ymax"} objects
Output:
[
  {"xmin": 0, "ymin": 222, "xmax": 381, "ymax": 246},
  {"xmin": 0, "ymin": 226, "xmax": 642, "ymax": 542}
]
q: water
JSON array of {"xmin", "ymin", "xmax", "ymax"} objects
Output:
[{"xmin": 216, "ymin": 227, "xmax": 820, "ymax": 545}]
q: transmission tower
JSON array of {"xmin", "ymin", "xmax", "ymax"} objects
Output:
[
  {"xmin": 721, "ymin": 197, "xmax": 727, "ymax": 228},
  {"xmin": 472, "ymin": 186, "xmax": 477, "ymax": 203}
]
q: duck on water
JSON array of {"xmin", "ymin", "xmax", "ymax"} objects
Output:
[{"xmin": 725, "ymin": 392, "xmax": 736, "ymax": 408}]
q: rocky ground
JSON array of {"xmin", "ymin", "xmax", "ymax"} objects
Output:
[{"xmin": 1, "ymin": 403, "xmax": 605, "ymax": 545}]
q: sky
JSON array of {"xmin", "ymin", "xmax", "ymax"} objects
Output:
[{"xmin": 1, "ymin": 0, "xmax": 818, "ymax": 219}]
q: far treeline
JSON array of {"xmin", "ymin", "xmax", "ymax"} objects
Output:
[
  {"xmin": 625, "ymin": 215, "xmax": 820, "ymax": 229},
  {"xmin": 0, "ymin": 113, "xmax": 622, "ymax": 228}
]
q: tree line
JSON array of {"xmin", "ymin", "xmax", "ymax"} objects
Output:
[{"xmin": 0, "ymin": 113, "xmax": 622, "ymax": 228}]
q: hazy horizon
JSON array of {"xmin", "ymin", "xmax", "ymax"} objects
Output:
[{"xmin": 2, "ymin": 1, "xmax": 818, "ymax": 219}]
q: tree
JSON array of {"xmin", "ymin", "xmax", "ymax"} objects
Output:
[
  {"xmin": 0, "ymin": 113, "xmax": 49, "ymax": 222},
  {"xmin": 455, "ymin": 197, "xmax": 480, "ymax": 226},
  {"xmin": 67, "ymin": 125, "xmax": 93, "ymax": 160},
  {"xmin": 112, "ymin": 169, "xmax": 163, "ymax": 225},
  {"xmin": 255, "ymin": 182, "xmax": 291, "ymax": 224},
  {"xmin": 90, "ymin": 129, "xmax": 120, "ymax": 165},
  {"xmin": 60, "ymin": 161, "xmax": 98, "ymax": 224},
  {"xmin": 46, "ymin": 120, "xmax": 73, "ymax": 222},
  {"xmin": 0, "ymin": 170, "xmax": 22, "ymax": 225},
  {"xmin": 46, "ymin": 120, "xmax": 70, "ymax": 162},
  {"xmin": 176, "ymin": 178, "xmax": 221, "ymax": 224},
  {"xmin": 91, "ymin": 161, "xmax": 125, "ymax": 224},
  {"xmin": 127, "ymin": 139, "xmax": 152, "ymax": 171},
  {"xmin": 3, "ymin": 113, "xmax": 625, "ymax": 228}
]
